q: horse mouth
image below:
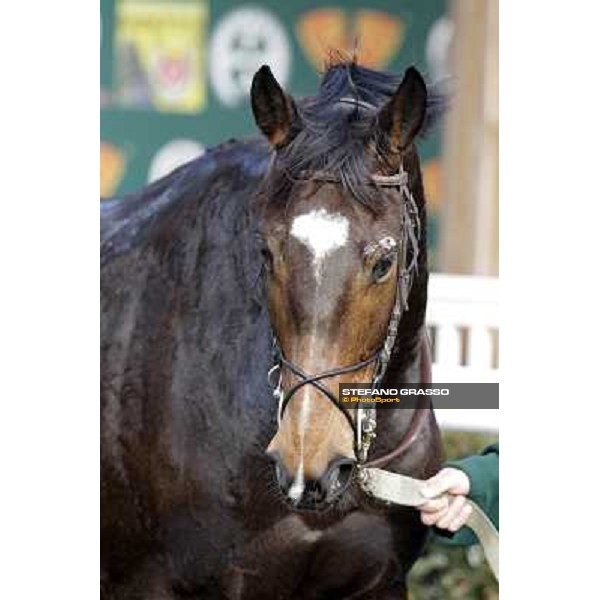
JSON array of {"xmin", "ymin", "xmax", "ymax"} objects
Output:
[
  {"xmin": 286, "ymin": 494, "xmax": 342, "ymax": 512},
  {"xmin": 284, "ymin": 462, "xmax": 356, "ymax": 512}
]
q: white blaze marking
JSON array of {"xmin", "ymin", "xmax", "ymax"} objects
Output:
[
  {"xmin": 290, "ymin": 209, "xmax": 349, "ymax": 283},
  {"xmin": 288, "ymin": 208, "xmax": 349, "ymax": 486},
  {"xmin": 288, "ymin": 460, "xmax": 305, "ymax": 501}
]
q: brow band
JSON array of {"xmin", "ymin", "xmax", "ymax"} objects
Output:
[
  {"xmin": 337, "ymin": 97, "xmax": 377, "ymax": 111},
  {"xmin": 297, "ymin": 170, "xmax": 409, "ymax": 188}
]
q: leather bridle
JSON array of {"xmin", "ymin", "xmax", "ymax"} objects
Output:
[{"xmin": 267, "ymin": 160, "xmax": 431, "ymax": 465}]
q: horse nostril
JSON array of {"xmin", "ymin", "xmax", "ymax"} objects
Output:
[
  {"xmin": 267, "ymin": 452, "xmax": 292, "ymax": 494},
  {"xmin": 326, "ymin": 458, "xmax": 356, "ymax": 495},
  {"xmin": 336, "ymin": 461, "xmax": 355, "ymax": 489},
  {"xmin": 275, "ymin": 462, "xmax": 284, "ymax": 485}
]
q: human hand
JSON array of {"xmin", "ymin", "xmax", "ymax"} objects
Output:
[{"xmin": 418, "ymin": 468, "xmax": 472, "ymax": 532}]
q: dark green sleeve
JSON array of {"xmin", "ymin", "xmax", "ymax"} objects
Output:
[{"xmin": 433, "ymin": 443, "xmax": 499, "ymax": 546}]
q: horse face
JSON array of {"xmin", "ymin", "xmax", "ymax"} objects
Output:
[
  {"xmin": 251, "ymin": 63, "xmax": 427, "ymax": 510},
  {"xmin": 261, "ymin": 188, "xmax": 404, "ymax": 509}
]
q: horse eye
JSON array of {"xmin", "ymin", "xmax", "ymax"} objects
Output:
[{"xmin": 372, "ymin": 255, "xmax": 395, "ymax": 283}]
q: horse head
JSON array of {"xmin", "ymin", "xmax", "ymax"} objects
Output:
[{"xmin": 251, "ymin": 60, "xmax": 429, "ymax": 511}]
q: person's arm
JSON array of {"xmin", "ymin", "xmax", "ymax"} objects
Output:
[{"xmin": 419, "ymin": 443, "xmax": 499, "ymax": 546}]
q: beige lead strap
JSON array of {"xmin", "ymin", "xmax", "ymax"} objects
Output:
[{"xmin": 359, "ymin": 467, "xmax": 499, "ymax": 580}]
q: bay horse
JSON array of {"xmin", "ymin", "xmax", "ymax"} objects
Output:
[{"xmin": 101, "ymin": 57, "xmax": 443, "ymax": 599}]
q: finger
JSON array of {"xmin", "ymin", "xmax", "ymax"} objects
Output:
[
  {"xmin": 422, "ymin": 468, "xmax": 470, "ymax": 498},
  {"xmin": 418, "ymin": 495, "xmax": 449, "ymax": 513},
  {"xmin": 448, "ymin": 503, "xmax": 473, "ymax": 532},
  {"xmin": 421, "ymin": 507, "xmax": 447, "ymax": 527},
  {"xmin": 437, "ymin": 495, "xmax": 467, "ymax": 530},
  {"xmin": 421, "ymin": 469, "xmax": 461, "ymax": 498}
]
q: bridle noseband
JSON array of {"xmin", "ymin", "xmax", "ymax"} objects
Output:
[{"xmin": 267, "ymin": 161, "xmax": 424, "ymax": 463}]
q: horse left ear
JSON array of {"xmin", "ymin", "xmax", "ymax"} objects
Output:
[
  {"xmin": 377, "ymin": 67, "xmax": 427, "ymax": 153},
  {"xmin": 251, "ymin": 65, "xmax": 299, "ymax": 148}
]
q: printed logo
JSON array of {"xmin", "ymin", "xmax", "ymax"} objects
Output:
[
  {"xmin": 115, "ymin": 0, "xmax": 208, "ymax": 114},
  {"xmin": 148, "ymin": 139, "xmax": 205, "ymax": 183},
  {"xmin": 296, "ymin": 8, "xmax": 405, "ymax": 70},
  {"xmin": 100, "ymin": 142, "xmax": 126, "ymax": 197},
  {"xmin": 149, "ymin": 48, "xmax": 195, "ymax": 105},
  {"xmin": 209, "ymin": 6, "xmax": 291, "ymax": 107},
  {"xmin": 422, "ymin": 159, "xmax": 442, "ymax": 214},
  {"xmin": 426, "ymin": 16, "xmax": 454, "ymax": 84}
]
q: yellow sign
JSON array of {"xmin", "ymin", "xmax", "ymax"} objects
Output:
[{"xmin": 115, "ymin": 0, "xmax": 208, "ymax": 114}]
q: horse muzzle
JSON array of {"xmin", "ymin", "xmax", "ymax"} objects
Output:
[{"xmin": 270, "ymin": 453, "xmax": 356, "ymax": 511}]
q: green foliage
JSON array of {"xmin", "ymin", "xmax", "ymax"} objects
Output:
[{"xmin": 407, "ymin": 431, "xmax": 499, "ymax": 599}]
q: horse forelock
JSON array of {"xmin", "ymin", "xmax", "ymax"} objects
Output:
[{"xmin": 257, "ymin": 58, "xmax": 444, "ymax": 214}]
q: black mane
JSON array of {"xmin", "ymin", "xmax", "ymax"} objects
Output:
[
  {"xmin": 260, "ymin": 58, "xmax": 445, "ymax": 211},
  {"xmin": 101, "ymin": 139, "xmax": 270, "ymax": 267}
]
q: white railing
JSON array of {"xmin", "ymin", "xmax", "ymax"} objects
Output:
[{"xmin": 426, "ymin": 274, "xmax": 499, "ymax": 431}]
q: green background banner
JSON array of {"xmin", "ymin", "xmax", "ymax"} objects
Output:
[{"xmin": 101, "ymin": 0, "xmax": 447, "ymax": 258}]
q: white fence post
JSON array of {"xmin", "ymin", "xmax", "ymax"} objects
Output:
[
  {"xmin": 426, "ymin": 274, "xmax": 499, "ymax": 431},
  {"xmin": 436, "ymin": 323, "xmax": 461, "ymax": 367}
]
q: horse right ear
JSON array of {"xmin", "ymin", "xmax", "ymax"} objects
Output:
[
  {"xmin": 376, "ymin": 67, "xmax": 427, "ymax": 153},
  {"xmin": 251, "ymin": 65, "xmax": 299, "ymax": 148}
]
